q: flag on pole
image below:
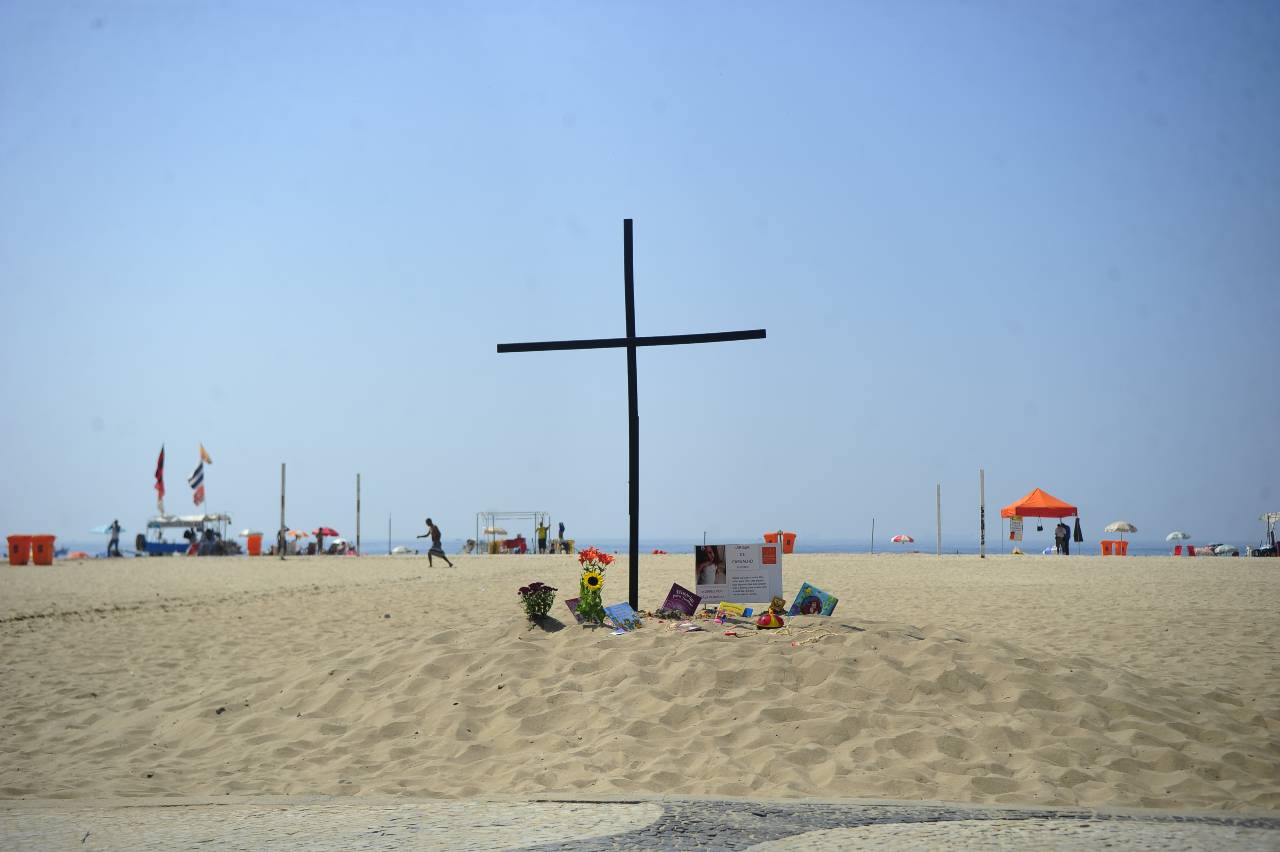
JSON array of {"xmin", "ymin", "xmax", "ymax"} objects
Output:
[
  {"xmin": 200, "ymin": 443, "xmax": 212, "ymax": 465},
  {"xmin": 188, "ymin": 462, "xmax": 205, "ymax": 505},
  {"xmin": 154, "ymin": 445, "xmax": 166, "ymax": 511}
]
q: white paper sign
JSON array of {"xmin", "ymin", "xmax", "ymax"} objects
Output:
[{"xmin": 694, "ymin": 543, "xmax": 783, "ymax": 605}]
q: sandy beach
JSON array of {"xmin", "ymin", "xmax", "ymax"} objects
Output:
[{"xmin": 1, "ymin": 553, "xmax": 1276, "ymax": 812}]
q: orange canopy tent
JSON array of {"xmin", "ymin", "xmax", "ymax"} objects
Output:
[{"xmin": 1000, "ymin": 487, "xmax": 1078, "ymax": 519}]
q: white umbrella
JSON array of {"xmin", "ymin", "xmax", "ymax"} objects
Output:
[
  {"xmin": 237, "ymin": 529, "xmax": 263, "ymax": 537},
  {"xmin": 1166, "ymin": 531, "xmax": 1190, "ymax": 541},
  {"xmin": 1104, "ymin": 521, "xmax": 1137, "ymax": 541},
  {"xmin": 482, "ymin": 526, "xmax": 507, "ymax": 536}
]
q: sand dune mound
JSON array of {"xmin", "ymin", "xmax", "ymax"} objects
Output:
[
  {"xmin": 4, "ymin": 585, "xmax": 1275, "ymax": 810},
  {"xmin": 2, "ymin": 555, "xmax": 1277, "ymax": 810}
]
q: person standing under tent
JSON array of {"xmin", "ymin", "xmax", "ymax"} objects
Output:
[
  {"xmin": 417, "ymin": 518, "xmax": 454, "ymax": 568},
  {"xmin": 1054, "ymin": 520, "xmax": 1070, "ymax": 555}
]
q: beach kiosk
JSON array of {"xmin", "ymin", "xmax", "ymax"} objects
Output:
[
  {"xmin": 1000, "ymin": 488, "xmax": 1083, "ymax": 553},
  {"xmin": 143, "ymin": 513, "xmax": 233, "ymax": 555}
]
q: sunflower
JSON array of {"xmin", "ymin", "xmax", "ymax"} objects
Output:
[{"xmin": 581, "ymin": 569, "xmax": 603, "ymax": 591}]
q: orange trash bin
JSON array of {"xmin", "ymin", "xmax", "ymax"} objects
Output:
[
  {"xmin": 30, "ymin": 535, "xmax": 56, "ymax": 566},
  {"xmin": 246, "ymin": 533, "xmax": 263, "ymax": 556},
  {"xmin": 1115, "ymin": 540, "xmax": 1129, "ymax": 556},
  {"xmin": 763, "ymin": 532, "xmax": 797, "ymax": 554},
  {"xmin": 7, "ymin": 535, "xmax": 32, "ymax": 566},
  {"xmin": 1100, "ymin": 540, "xmax": 1114, "ymax": 556}
]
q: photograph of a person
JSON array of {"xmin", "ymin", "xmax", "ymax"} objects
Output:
[{"xmin": 695, "ymin": 545, "xmax": 727, "ymax": 586}]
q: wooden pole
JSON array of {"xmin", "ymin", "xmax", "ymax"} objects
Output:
[
  {"xmin": 979, "ymin": 469, "xmax": 986, "ymax": 558},
  {"xmin": 936, "ymin": 483, "xmax": 942, "ymax": 556},
  {"xmin": 279, "ymin": 463, "xmax": 286, "ymax": 561},
  {"xmin": 871, "ymin": 517, "xmax": 875, "ymax": 554},
  {"xmin": 356, "ymin": 473, "xmax": 361, "ymax": 556},
  {"xmin": 624, "ymin": 219, "xmax": 639, "ymax": 610}
]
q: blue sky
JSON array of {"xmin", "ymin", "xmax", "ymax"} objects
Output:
[{"xmin": 2, "ymin": 1, "xmax": 1277, "ymax": 548}]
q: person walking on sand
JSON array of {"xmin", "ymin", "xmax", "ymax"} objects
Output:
[
  {"xmin": 107, "ymin": 519, "xmax": 122, "ymax": 557},
  {"xmin": 416, "ymin": 517, "xmax": 454, "ymax": 567}
]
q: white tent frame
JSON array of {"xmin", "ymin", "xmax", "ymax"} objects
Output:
[{"xmin": 474, "ymin": 510, "xmax": 551, "ymax": 554}]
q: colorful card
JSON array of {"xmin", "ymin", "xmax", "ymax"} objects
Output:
[
  {"xmin": 603, "ymin": 602, "xmax": 641, "ymax": 631},
  {"xmin": 564, "ymin": 597, "xmax": 585, "ymax": 624},
  {"xmin": 661, "ymin": 583, "xmax": 702, "ymax": 616},
  {"xmin": 788, "ymin": 582, "xmax": 838, "ymax": 616}
]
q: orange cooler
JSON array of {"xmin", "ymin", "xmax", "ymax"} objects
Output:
[
  {"xmin": 7, "ymin": 535, "xmax": 32, "ymax": 566},
  {"xmin": 30, "ymin": 535, "xmax": 56, "ymax": 566},
  {"xmin": 247, "ymin": 533, "xmax": 263, "ymax": 556}
]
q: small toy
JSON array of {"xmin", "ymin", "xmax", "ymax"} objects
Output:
[{"xmin": 755, "ymin": 611, "xmax": 785, "ymax": 629}]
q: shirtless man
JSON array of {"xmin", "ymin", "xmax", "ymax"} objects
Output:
[{"xmin": 416, "ymin": 517, "xmax": 454, "ymax": 568}]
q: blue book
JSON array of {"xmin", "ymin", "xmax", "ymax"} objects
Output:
[
  {"xmin": 788, "ymin": 582, "xmax": 838, "ymax": 616},
  {"xmin": 603, "ymin": 602, "xmax": 641, "ymax": 631}
]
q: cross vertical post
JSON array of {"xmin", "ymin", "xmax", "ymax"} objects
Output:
[
  {"xmin": 623, "ymin": 220, "xmax": 640, "ymax": 609},
  {"xmin": 497, "ymin": 219, "xmax": 765, "ymax": 611}
]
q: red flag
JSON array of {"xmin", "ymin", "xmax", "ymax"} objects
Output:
[
  {"xmin": 193, "ymin": 484, "xmax": 205, "ymax": 506},
  {"xmin": 154, "ymin": 445, "xmax": 166, "ymax": 506}
]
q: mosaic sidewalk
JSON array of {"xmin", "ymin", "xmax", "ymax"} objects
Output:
[{"xmin": 1, "ymin": 797, "xmax": 1277, "ymax": 850}]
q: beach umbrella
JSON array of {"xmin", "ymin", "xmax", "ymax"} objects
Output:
[
  {"xmin": 1104, "ymin": 521, "xmax": 1137, "ymax": 541},
  {"xmin": 237, "ymin": 529, "xmax": 263, "ymax": 537},
  {"xmin": 314, "ymin": 527, "xmax": 339, "ymax": 537},
  {"xmin": 482, "ymin": 526, "xmax": 508, "ymax": 536},
  {"xmin": 287, "ymin": 529, "xmax": 310, "ymax": 539},
  {"xmin": 1214, "ymin": 544, "xmax": 1238, "ymax": 556},
  {"xmin": 890, "ymin": 534, "xmax": 914, "ymax": 544},
  {"xmin": 1166, "ymin": 531, "xmax": 1190, "ymax": 542}
]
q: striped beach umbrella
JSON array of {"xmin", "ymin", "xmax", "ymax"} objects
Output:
[{"xmin": 890, "ymin": 534, "xmax": 914, "ymax": 544}]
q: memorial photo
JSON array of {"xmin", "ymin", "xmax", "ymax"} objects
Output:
[{"xmin": 695, "ymin": 545, "xmax": 726, "ymax": 586}]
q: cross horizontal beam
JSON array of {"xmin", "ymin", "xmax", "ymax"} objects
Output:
[{"xmin": 497, "ymin": 329, "xmax": 765, "ymax": 354}]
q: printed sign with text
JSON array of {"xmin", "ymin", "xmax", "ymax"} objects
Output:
[{"xmin": 694, "ymin": 543, "xmax": 783, "ymax": 605}]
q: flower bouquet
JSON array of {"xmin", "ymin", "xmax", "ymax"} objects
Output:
[
  {"xmin": 517, "ymin": 581, "xmax": 558, "ymax": 621},
  {"xmin": 575, "ymin": 546, "xmax": 614, "ymax": 624}
]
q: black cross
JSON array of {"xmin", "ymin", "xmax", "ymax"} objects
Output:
[{"xmin": 498, "ymin": 219, "xmax": 766, "ymax": 610}]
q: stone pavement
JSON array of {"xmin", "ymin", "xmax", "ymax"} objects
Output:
[{"xmin": 0, "ymin": 797, "xmax": 1276, "ymax": 851}]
